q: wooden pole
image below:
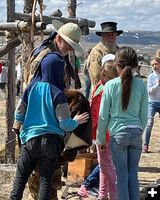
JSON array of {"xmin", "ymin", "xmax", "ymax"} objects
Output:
[
  {"xmin": 67, "ymin": 0, "xmax": 76, "ymax": 89},
  {"xmin": 31, "ymin": 0, "xmax": 37, "ymax": 49},
  {"xmin": 21, "ymin": 0, "xmax": 34, "ymax": 94},
  {"xmin": 0, "ymin": 21, "xmax": 46, "ymax": 32},
  {"xmin": 5, "ymin": 0, "xmax": 16, "ymax": 163},
  {"xmin": 14, "ymin": 12, "xmax": 95, "ymax": 28},
  {"xmin": 67, "ymin": 0, "xmax": 76, "ymax": 17},
  {"xmin": 0, "ymin": 38, "xmax": 21, "ymax": 57},
  {"xmin": 39, "ymin": 0, "xmax": 44, "ymax": 41}
]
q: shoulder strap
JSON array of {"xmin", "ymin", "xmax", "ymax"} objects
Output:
[{"xmin": 23, "ymin": 43, "xmax": 57, "ymax": 89}]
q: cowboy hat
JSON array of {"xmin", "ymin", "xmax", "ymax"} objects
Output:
[
  {"xmin": 96, "ymin": 21, "xmax": 123, "ymax": 36},
  {"xmin": 52, "ymin": 19, "xmax": 83, "ymax": 54}
]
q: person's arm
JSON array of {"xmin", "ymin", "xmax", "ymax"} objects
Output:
[
  {"xmin": 14, "ymin": 98, "xmax": 27, "ymax": 126},
  {"xmin": 148, "ymin": 74, "xmax": 160, "ymax": 95},
  {"xmin": 55, "ymin": 93, "xmax": 89, "ymax": 132},
  {"xmin": 96, "ymin": 85, "xmax": 110, "ymax": 145},
  {"xmin": 12, "ymin": 98, "xmax": 27, "ymax": 146},
  {"xmin": 88, "ymin": 49, "xmax": 102, "ymax": 85},
  {"xmin": 139, "ymin": 84, "xmax": 148, "ymax": 131}
]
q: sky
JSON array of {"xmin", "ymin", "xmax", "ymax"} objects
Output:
[{"xmin": 0, "ymin": 0, "xmax": 160, "ymax": 31}]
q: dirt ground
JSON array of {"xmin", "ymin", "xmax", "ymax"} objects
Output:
[{"xmin": 0, "ymin": 91, "xmax": 160, "ymax": 200}]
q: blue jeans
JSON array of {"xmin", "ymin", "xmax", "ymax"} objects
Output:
[
  {"xmin": 110, "ymin": 128, "xmax": 142, "ymax": 200},
  {"xmin": 83, "ymin": 165, "xmax": 99, "ymax": 189},
  {"xmin": 144, "ymin": 101, "xmax": 160, "ymax": 146},
  {"xmin": 10, "ymin": 134, "xmax": 61, "ymax": 200},
  {"xmin": 84, "ymin": 74, "xmax": 91, "ymax": 99}
]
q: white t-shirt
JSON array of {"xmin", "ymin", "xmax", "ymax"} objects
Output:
[
  {"xmin": 0, "ymin": 66, "xmax": 7, "ymax": 83},
  {"xmin": 15, "ymin": 63, "xmax": 22, "ymax": 80}
]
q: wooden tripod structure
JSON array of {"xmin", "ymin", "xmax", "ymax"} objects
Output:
[{"xmin": 0, "ymin": 0, "xmax": 95, "ymax": 163}]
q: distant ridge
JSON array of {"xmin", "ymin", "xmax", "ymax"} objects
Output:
[{"xmin": 82, "ymin": 30, "xmax": 160, "ymax": 46}]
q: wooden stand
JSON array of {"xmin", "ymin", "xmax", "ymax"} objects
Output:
[{"xmin": 67, "ymin": 153, "xmax": 98, "ymax": 181}]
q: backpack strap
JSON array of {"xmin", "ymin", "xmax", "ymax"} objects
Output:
[{"xmin": 23, "ymin": 42, "xmax": 57, "ymax": 89}]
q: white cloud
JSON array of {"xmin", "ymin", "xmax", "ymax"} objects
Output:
[{"xmin": 0, "ymin": 0, "xmax": 160, "ymax": 31}]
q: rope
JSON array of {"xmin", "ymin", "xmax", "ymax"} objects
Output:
[
  {"xmin": 0, "ymin": 137, "xmax": 16, "ymax": 145},
  {"xmin": 5, "ymin": 137, "xmax": 16, "ymax": 145}
]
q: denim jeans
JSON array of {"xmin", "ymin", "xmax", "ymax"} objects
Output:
[
  {"xmin": 10, "ymin": 134, "xmax": 61, "ymax": 200},
  {"xmin": 84, "ymin": 74, "xmax": 91, "ymax": 99},
  {"xmin": 83, "ymin": 165, "xmax": 99, "ymax": 189},
  {"xmin": 110, "ymin": 128, "xmax": 142, "ymax": 200},
  {"xmin": 144, "ymin": 101, "xmax": 160, "ymax": 146}
]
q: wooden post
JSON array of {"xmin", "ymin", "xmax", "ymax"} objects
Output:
[
  {"xmin": 67, "ymin": 0, "xmax": 77, "ymax": 17},
  {"xmin": 21, "ymin": 0, "xmax": 34, "ymax": 93},
  {"xmin": 39, "ymin": 0, "xmax": 44, "ymax": 41},
  {"xmin": 67, "ymin": 0, "xmax": 77, "ymax": 89},
  {"xmin": 14, "ymin": 13, "xmax": 95, "ymax": 29},
  {"xmin": 0, "ymin": 38, "xmax": 21, "ymax": 57},
  {"xmin": 31, "ymin": 0, "xmax": 37, "ymax": 49},
  {"xmin": 0, "ymin": 21, "xmax": 46, "ymax": 32},
  {"xmin": 5, "ymin": 0, "xmax": 16, "ymax": 163}
]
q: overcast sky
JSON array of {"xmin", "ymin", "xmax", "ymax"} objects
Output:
[{"xmin": 0, "ymin": 0, "xmax": 160, "ymax": 31}]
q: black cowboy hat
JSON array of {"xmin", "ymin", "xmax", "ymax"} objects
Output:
[{"xmin": 96, "ymin": 22, "xmax": 123, "ymax": 36}]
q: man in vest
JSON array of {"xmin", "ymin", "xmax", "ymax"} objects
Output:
[{"xmin": 88, "ymin": 21, "xmax": 123, "ymax": 87}]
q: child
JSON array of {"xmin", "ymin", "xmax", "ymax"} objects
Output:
[
  {"xmin": 78, "ymin": 54, "xmax": 118, "ymax": 200},
  {"xmin": 97, "ymin": 47, "xmax": 148, "ymax": 200},
  {"xmin": 143, "ymin": 56, "xmax": 160, "ymax": 153}
]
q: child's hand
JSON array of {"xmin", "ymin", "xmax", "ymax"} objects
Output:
[
  {"xmin": 73, "ymin": 112, "xmax": 90, "ymax": 124},
  {"xmin": 99, "ymin": 144, "xmax": 106, "ymax": 150}
]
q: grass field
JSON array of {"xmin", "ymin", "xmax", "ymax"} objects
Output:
[{"xmin": 0, "ymin": 90, "xmax": 160, "ymax": 199}]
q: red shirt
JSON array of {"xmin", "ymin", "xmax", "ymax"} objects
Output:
[
  {"xmin": 0, "ymin": 63, "xmax": 2, "ymax": 74},
  {"xmin": 90, "ymin": 80, "xmax": 110, "ymax": 142}
]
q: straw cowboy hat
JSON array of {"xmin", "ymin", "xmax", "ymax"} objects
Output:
[
  {"xmin": 52, "ymin": 20, "xmax": 83, "ymax": 54},
  {"xmin": 96, "ymin": 21, "xmax": 123, "ymax": 36}
]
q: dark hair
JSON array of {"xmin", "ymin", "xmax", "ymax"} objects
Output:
[{"xmin": 115, "ymin": 46, "xmax": 138, "ymax": 110}]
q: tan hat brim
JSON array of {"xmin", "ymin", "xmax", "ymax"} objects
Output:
[
  {"xmin": 52, "ymin": 19, "xmax": 64, "ymax": 30},
  {"xmin": 52, "ymin": 20, "xmax": 84, "ymax": 54}
]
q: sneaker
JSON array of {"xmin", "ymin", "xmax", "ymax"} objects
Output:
[
  {"xmin": 77, "ymin": 185, "xmax": 89, "ymax": 198},
  {"xmin": 143, "ymin": 145, "xmax": 149, "ymax": 153}
]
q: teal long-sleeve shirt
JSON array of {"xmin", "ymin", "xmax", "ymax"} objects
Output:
[{"xmin": 97, "ymin": 77, "xmax": 148, "ymax": 145}]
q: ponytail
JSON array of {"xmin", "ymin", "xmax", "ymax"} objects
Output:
[
  {"xmin": 120, "ymin": 66, "xmax": 132, "ymax": 110},
  {"xmin": 115, "ymin": 46, "xmax": 138, "ymax": 110}
]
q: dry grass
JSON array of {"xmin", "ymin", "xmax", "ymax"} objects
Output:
[{"xmin": 0, "ymin": 93, "xmax": 160, "ymax": 200}]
